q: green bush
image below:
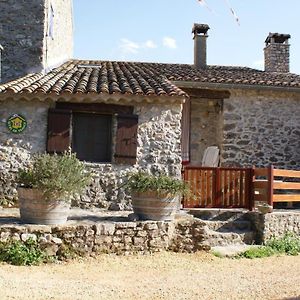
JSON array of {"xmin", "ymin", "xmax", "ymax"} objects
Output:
[
  {"xmin": 239, "ymin": 246, "xmax": 277, "ymax": 259},
  {"xmin": 239, "ymin": 232, "xmax": 300, "ymax": 259},
  {"xmin": 18, "ymin": 151, "xmax": 91, "ymax": 201},
  {"xmin": 124, "ymin": 172, "xmax": 189, "ymax": 196},
  {"xmin": 266, "ymin": 232, "xmax": 300, "ymax": 256},
  {"xmin": 0, "ymin": 239, "xmax": 45, "ymax": 266}
]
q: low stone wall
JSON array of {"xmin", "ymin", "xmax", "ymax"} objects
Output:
[
  {"xmin": 249, "ymin": 211, "xmax": 300, "ymax": 243},
  {"xmin": 0, "ymin": 218, "xmax": 207, "ymax": 257}
]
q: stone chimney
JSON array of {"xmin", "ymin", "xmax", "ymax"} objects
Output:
[
  {"xmin": 264, "ymin": 32, "xmax": 291, "ymax": 73},
  {"xmin": 0, "ymin": 44, "xmax": 3, "ymax": 83},
  {"xmin": 192, "ymin": 23, "xmax": 210, "ymax": 69}
]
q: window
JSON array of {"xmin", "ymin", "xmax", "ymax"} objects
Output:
[
  {"xmin": 47, "ymin": 103, "xmax": 138, "ymax": 165},
  {"xmin": 72, "ymin": 113, "xmax": 112, "ymax": 163}
]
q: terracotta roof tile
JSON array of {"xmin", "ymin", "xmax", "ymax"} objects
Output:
[
  {"xmin": 0, "ymin": 61, "xmax": 187, "ymax": 99},
  {"xmin": 1, "ymin": 60, "xmax": 300, "ymax": 101},
  {"xmin": 148, "ymin": 63, "xmax": 300, "ymax": 88}
]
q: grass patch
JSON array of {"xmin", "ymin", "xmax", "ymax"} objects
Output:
[
  {"xmin": 238, "ymin": 233, "xmax": 300, "ymax": 259},
  {"xmin": 238, "ymin": 246, "xmax": 277, "ymax": 259},
  {"xmin": 211, "ymin": 250, "xmax": 224, "ymax": 258}
]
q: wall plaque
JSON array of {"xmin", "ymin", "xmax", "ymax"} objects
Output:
[{"xmin": 7, "ymin": 114, "xmax": 27, "ymax": 134}]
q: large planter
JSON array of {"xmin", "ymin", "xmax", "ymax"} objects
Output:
[
  {"xmin": 131, "ymin": 191, "xmax": 179, "ymax": 221},
  {"xmin": 18, "ymin": 188, "xmax": 70, "ymax": 225}
]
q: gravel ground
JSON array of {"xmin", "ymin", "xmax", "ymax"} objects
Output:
[{"xmin": 0, "ymin": 252, "xmax": 299, "ymax": 300}]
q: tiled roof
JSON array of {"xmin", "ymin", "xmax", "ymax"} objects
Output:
[
  {"xmin": 0, "ymin": 60, "xmax": 186, "ymax": 99},
  {"xmin": 147, "ymin": 63, "xmax": 300, "ymax": 88},
  {"xmin": 1, "ymin": 60, "xmax": 300, "ymax": 101}
]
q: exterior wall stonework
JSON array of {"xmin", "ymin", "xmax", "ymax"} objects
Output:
[
  {"xmin": 0, "ymin": 0, "xmax": 73, "ymax": 83},
  {"xmin": 135, "ymin": 104, "xmax": 182, "ymax": 177},
  {"xmin": 190, "ymin": 98, "xmax": 222, "ymax": 164},
  {"xmin": 0, "ymin": 0, "xmax": 45, "ymax": 82},
  {"xmin": 0, "ymin": 100, "xmax": 51, "ymax": 204},
  {"xmin": 0, "ymin": 218, "xmax": 207, "ymax": 257},
  {"xmin": 0, "ymin": 100, "xmax": 182, "ymax": 209},
  {"xmin": 222, "ymin": 89, "xmax": 300, "ymax": 169},
  {"xmin": 249, "ymin": 212, "xmax": 300, "ymax": 244}
]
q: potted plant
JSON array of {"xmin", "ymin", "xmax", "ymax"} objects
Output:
[
  {"xmin": 17, "ymin": 151, "xmax": 91, "ymax": 225},
  {"xmin": 125, "ymin": 172, "xmax": 189, "ymax": 221}
]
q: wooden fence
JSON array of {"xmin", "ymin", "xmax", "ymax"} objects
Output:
[
  {"xmin": 182, "ymin": 166, "xmax": 253, "ymax": 209},
  {"xmin": 182, "ymin": 165, "xmax": 300, "ymax": 209},
  {"xmin": 253, "ymin": 166, "xmax": 300, "ymax": 206}
]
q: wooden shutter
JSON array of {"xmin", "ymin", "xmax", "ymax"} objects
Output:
[
  {"xmin": 114, "ymin": 114, "xmax": 138, "ymax": 165},
  {"xmin": 47, "ymin": 109, "xmax": 72, "ymax": 153}
]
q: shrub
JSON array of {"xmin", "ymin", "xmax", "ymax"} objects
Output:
[
  {"xmin": 238, "ymin": 246, "xmax": 277, "ymax": 259},
  {"xmin": 0, "ymin": 239, "xmax": 45, "ymax": 266},
  {"xmin": 266, "ymin": 232, "xmax": 300, "ymax": 256},
  {"xmin": 124, "ymin": 172, "xmax": 189, "ymax": 196},
  {"xmin": 17, "ymin": 151, "xmax": 91, "ymax": 201},
  {"xmin": 238, "ymin": 232, "xmax": 300, "ymax": 259}
]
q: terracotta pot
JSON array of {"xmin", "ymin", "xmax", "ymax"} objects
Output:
[
  {"xmin": 131, "ymin": 191, "xmax": 179, "ymax": 221},
  {"xmin": 18, "ymin": 188, "xmax": 70, "ymax": 225},
  {"xmin": 257, "ymin": 204, "xmax": 273, "ymax": 214}
]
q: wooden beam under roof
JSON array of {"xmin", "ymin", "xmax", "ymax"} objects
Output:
[{"xmin": 182, "ymin": 87, "xmax": 231, "ymax": 99}]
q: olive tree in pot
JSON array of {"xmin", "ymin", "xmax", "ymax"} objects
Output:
[
  {"xmin": 17, "ymin": 151, "xmax": 91, "ymax": 225},
  {"xmin": 125, "ymin": 172, "xmax": 189, "ymax": 221}
]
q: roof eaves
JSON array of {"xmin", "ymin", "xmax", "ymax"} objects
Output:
[
  {"xmin": 172, "ymin": 80, "xmax": 300, "ymax": 94},
  {"xmin": 0, "ymin": 90, "xmax": 186, "ymax": 104}
]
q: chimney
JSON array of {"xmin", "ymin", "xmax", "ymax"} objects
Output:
[
  {"xmin": 0, "ymin": 44, "xmax": 3, "ymax": 83},
  {"xmin": 264, "ymin": 32, "xmax": 291, "ymax": 73},
  {"xmin": 192, "ymin": 23, "xmax": 210, "ymax": 69}
]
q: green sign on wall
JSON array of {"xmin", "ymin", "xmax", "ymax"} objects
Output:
[{"xmin": 7, "ymin": 114, "xmax": 27, "ymax": 134}]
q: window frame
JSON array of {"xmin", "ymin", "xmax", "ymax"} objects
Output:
[{"xmin": 47, "ymin": 103, "xmax": 138, "ymax": 165}]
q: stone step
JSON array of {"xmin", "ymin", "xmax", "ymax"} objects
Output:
[
  {"xmin": 202, "ymin": 220, "xmax": 252, "ymax": 232},
  {"xmin": 202, "ymin": 227, "xmax": 256, "ymax": 247},
  {"xmin": 187, "ymin": 209, "xmax": 249, "ymax": 221}
]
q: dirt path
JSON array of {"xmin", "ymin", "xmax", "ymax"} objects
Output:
[{"xmin": 0, "ymin": 252, "xmax": 299, "ymax": 300}]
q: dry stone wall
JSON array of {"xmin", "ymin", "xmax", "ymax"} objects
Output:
[
  {"xmin": 0, "ymin": 218, "xmax": 207, "ymax": 257},
  {"xmin": 222, "ymin": 89, "xmax": 300, "ymax": 169},
  {"xmin": 249, "ymin": 211, "xmax": 300, "ymax": 244}
]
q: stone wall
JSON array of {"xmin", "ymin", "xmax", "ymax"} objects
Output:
[
  {"xmin": 249, "ymin": 211, "xmax": 300, "ymax": 244},
  {"xmin": 222, "ymin": 89, "xmax": 300, "ymax": 169},
  {"xmin": 0, "ymin": 0, "xmax": 44, "ymax": 82},
  {"xmin": 135, "ymin": 103, "xmax": 182, "ymax": 176},
  {"xmin": 0, "ymin": 0, "xmax": 73, "ymax": 83},
  {"xmin": 0, "ymin": 218, "xmax": 207, "ymax": 257},
  {"xmin": 0, "ymin": 100, "xmax": 50, "ymax": 204},
  {"xmin": 190, "ymin": 98, "xmax": 222, "ymax": 164},
  {"xmin": 0, "ymin": 100, "xmax": 182, "ymax": 209}
]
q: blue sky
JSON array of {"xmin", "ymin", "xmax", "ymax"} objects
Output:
[{"xmin": 73, "ymin": 0, "xmax": 300, "ymax": 74}]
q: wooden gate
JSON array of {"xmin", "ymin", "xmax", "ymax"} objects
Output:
[{"xmin": 182, "ymin": 166, "xmax": 253, "ymax": 209}]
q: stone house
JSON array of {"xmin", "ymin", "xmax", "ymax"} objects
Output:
[{"xmin": 0, "ymin": 2, "xmax": 299, "ymax": 209}]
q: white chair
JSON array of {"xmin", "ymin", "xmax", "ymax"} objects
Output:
[{"xmin": 202, "ymin": 146, "xmax": 220, "ymax": 167}]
